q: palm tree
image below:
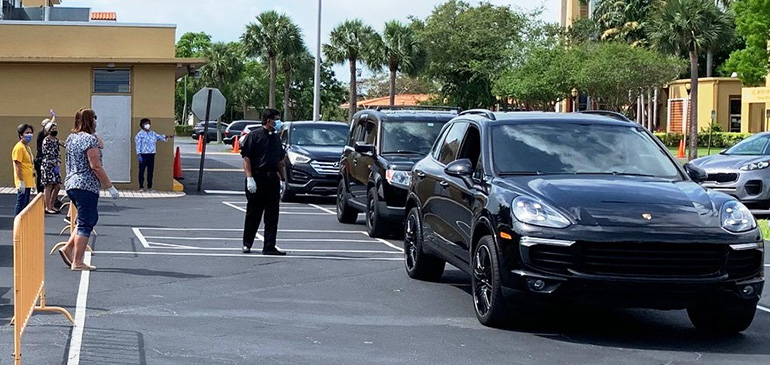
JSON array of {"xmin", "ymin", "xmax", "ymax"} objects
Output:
[
  {"xmin": 200, "ymin": 42, "xmax": 244, "ymax": 142},
  {"xmin": 323, "ymin": 19, "xmax": 381, "ymax": 121},
  {"xmin": 381, "ymin": 20, "xmax": 426, "ymax": 106},
  {"xmin": 278, "ymin": 21, "xmax": 306, "ymax": 121},
  {"xmin": 242, "ymin": 11, "xmax": 293, "ymax": 109},
  {"xmin": 648, "ymin": 0, "xmax": 732, "ymax": 160},
  {"xmin": 593, "ymin": 0, "xmax": 657, "ymax": 46},
  {"xmin": 706, "ymin": 0, "xmax": 733, "ymax": 77}
]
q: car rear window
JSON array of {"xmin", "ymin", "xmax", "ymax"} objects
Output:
[
  {"xmin": 381, "ymin": 121, "xmax": 447, "ymax": 155},
  {"xmin": 491, "ymin": 123, "xmax": 681, "ymax": 180}
]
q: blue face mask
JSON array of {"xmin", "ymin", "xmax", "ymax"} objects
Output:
[
  {"xmin": 23, "ymin": 133, "xmax": 33, "ymax": 143},
  {"xmin": 273, "ymin": 120, "xmax": 282, "ymax": 132}
]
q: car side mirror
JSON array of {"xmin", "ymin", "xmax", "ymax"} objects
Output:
[
  {"xmin": 445, "ymin": 158, "xmax": 474, "ymax": 187},
  {"xmin": 355, "ymin": 142, "xmax": 375, "ymax": 155},
  {"xmin": 684, "ymin": 163, "xmax": 707, "ymax": 183},
  {"xmin": 719, "ymin": 149, "xmax": 727, "ymax": 155}
]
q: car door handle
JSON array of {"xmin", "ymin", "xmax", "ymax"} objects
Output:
[
  {"xmin": 416, "ymin": 171, "xmax": 426, "ymax": 179},
  {"xmin": 439, "ymin": 180, "xmax": 450, "ymax": 188}
]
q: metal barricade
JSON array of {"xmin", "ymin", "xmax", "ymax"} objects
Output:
[{"xmin": 12, "ymin": 194, "xmax": 74, "ymax": 364}]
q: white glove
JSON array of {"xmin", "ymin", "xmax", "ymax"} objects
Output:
[
  {"xmin": 18, "ymin": 181, "xmax": 26, "ymax": 192},
  {"xmin": 280, "ymin": 181, "xmax": 286, "ymax": 195},
  {"xmin": 108, "ymin": 186, "xmax": 119, "ymax": 199},
  {"xmin": 247, "ymin": 177, "xmax": 257, "ymax": 193}
]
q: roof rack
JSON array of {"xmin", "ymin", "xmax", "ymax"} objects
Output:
[
  {"xmin": 372, "ymin": 105, "xmax": 462, "ymax": 113},
  {"xmin": 459, "ymin": 109, "xmax": 496, "ymax": 120},
  {"xmin": 576, "ymin": 110, "xmax": 633, "ymax": 123}
]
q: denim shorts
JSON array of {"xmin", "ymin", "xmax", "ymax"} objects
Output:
[{"xmin": 67, "ymin": 189, "xmax": 99, "ymax": 238}]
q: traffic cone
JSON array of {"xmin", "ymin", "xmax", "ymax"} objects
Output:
[
  {"xmin": 197, "ymin": 135, "xmax": 203, "ymax": 154},
  {"xmin": 173, "ymin": 146, "xmax": 184, "ymax": 180},
  {"xmin": 677, "ymin": 139, "xmax": 685, "ymax": 158},
  {"xmin": 232, "ymin": 137, "xmax": 240, "ymax": 154}
]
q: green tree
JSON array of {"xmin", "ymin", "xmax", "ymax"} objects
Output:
[
  {"xmin": 174, "ymin": 32, "xmax": 212, "ymax": 122},
  {"xmin": 242, "ymin": 11, "xmax": 294, "ymax": 109},
  {"xmin": 323, "ymin": 19, "xmax": 382, "ymax": 121},
  {"xmin": 175, "ymin": 32, "xmax": 212, "ymax": 58},
  {"xmin": 648, "ymin": 0, "xmax": 733, "ymax": 160},
  {"xmin": 593, "ymin": 0, "xmax": 657, "ymax": 46},
  {"xmin": 200, "ymin": 42, "xmax": 244, "ymax": 142},
  {"xmin": 380, "ymin": 20, "xmax": 427, "ymax": 106},
  {"xmin": 418, "ymin": 0, "xmax": 526, "ymax": 109},
  {"xmin": 359, "ymin": 73, "xmax": 437, "ymax": 98},
  {"xmin": 493, "ymin": 47, "xmax": 577, "ymax": 111},
  {"xmin": 724, "ymin": 0, "xmax": 770, "ymax": 86},
  {"xmin": 278, "ymin": 20, "xmax": 306, "ymax": 121}
]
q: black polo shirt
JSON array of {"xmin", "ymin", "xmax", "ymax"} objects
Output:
[{"xmin": 240, "ymin": 126, "xmax": 285, "ymax": 174}]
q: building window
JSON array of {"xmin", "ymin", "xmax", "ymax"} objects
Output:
[
  {"xmin": 730, "ymin": 97, "xmax": 741, "ymax": 133},
  {"xmin": 93, "ymin": 68, "xmax": 131, "ymax": 93}
]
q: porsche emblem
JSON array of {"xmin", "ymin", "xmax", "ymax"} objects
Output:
[{"xmin": 642, "ymin": 213, "xmax": 652, "ymax": 220}]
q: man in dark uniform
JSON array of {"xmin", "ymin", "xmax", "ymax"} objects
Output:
[{"xmin": 240, "ymin": 108, "xmax": 287, "ymax": 255}]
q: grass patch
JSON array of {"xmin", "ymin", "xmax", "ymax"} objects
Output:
[{"xmin": 666, "ymin": 147, "xmax": 723, "ymax": 157}]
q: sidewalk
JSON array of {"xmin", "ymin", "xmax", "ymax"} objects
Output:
[{"xmin": 0, "ymin": 187, "xmax": 184, "ymax": 198}]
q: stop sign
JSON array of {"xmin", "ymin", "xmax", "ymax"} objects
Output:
[{"xmin": 192, "ymin": 87, "xmax": 226, "ymax": 121}]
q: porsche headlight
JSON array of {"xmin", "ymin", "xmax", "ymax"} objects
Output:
[
  {"xmin": 720, "ymin": 200, "xmax": 756, "ymax": 233},
  {"xmin": 287, "ymin": 151, "xmax": 311, "ymax": 164},
  {"xmin": 740, "ymin": 161, "xmax": 770, "ymax": 171},
  {"xmin": 386, "ymin": 169, "xmax": 412, "ymax": 189},
  {"xmin": 512, "ymin": 196, "xmax": 571, "ymax": 229}
]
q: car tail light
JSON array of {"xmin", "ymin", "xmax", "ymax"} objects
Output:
[{"xmin": 225, "ymin": 131, "xmax": 230, "ymax": 136}]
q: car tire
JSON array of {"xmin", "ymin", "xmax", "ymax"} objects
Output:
[
  {"xmin": 403, "ymin": 207, "xmax": 445, "ymax": 281},
  {"xmin": 366, "ymin": 186, "xmax": 388, "ymax": 238},
  {"xmin": 687, "ymin": 299, "xmax": 757, "ymax": 334},
  {"xmin": 336, "ymin": 180, "xmax": 358, "ymax": 224},
  {"xmin": 472, "ymin": 236, "xmax": 508, "ymax": 327}
]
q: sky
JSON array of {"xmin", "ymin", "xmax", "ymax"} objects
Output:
[{"xmin": 64, "ymin": 0, "xmax": 562, "ymax": 82}]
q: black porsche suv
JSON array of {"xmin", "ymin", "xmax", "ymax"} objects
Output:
[
  {"xmin": 336, "ymin": 107, "xmax": 457, "ymax": 237},
  {"xmin": 404, "ymin": 110, "xmax": 765, "ymax": 333}
]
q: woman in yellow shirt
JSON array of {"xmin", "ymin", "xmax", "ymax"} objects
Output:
[{"xmin": 13, "ymin": 123, "xmax": 35, "ymax": 215}]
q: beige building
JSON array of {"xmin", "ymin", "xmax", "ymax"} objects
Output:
[
  {"xmin": 1, "ymin": 1, "xmax": 204, "ymax": 191},
  {"xmin": 663, "ymin": 78, "xmax": 745, "ymax": 133}
]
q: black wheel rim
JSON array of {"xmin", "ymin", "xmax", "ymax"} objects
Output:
[
  {"xmin": 367, "ymin": 194, "xmax": 375, "ymax": 230},
  {"xmin": 404, "ymin": 213, "xmax": 419, "ymax": 271},
  {"xmin": 473, "ymin": 245, "xmax": 493, "ymax": 317}
]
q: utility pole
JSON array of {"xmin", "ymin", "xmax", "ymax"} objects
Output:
[{"xmin": 312, "ymin": 0, "xmax": 322, "ymax": 122}]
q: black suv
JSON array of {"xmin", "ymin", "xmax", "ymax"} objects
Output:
[
  {"xmin": 404, "ymin": 110, "xmax": 765, "ymax": 333},
  {"xmin": 279, "ymin": 121, "xmax": 349, "ymax": 201},
  {"xmin": 337, "ymin": 107, "xmax": 458, "ymax": 237}
]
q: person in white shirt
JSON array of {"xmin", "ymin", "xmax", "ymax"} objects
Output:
[{"xmin": 134, "ymin": 118, "xmax": 173, "ymax": 192}]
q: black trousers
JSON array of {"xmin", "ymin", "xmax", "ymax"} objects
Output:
[
  {"xmin": 243, "ymin": 173, "xmax": 281, "ymax": 251},
  {"xmin": 34, "ymin": 158, "xmax": 43, "ymax": 192},
  {"xmin": 138, "ymin": 153, "xmax": 156, "ymax": 189}
]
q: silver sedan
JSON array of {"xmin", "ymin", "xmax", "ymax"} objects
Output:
[{"xmin": 690, "ymin": 132, "xmax": 770, "ymax": 207}]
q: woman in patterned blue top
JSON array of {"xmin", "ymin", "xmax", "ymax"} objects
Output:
[
  {"xmin": 58, "ymin": 108, "xmax": 119, "ymax": 271},
  {"xmin": 134, "ymin": 118, "xmax": 173, "ymax": 192}
]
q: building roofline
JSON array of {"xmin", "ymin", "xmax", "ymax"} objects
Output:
[
  {"xmin": 0, "ymin": 20, "xmax": 176, "ymax": 28},
  {"xmin": 0, "ymin": 57, "xmax": 206, "ymax": 64}
]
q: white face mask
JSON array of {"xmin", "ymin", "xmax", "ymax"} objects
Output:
[{"xmin": 143, "ymin": 124, "xmax": 151, "ymax": 131}]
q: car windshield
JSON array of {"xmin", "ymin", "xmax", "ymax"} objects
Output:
[
  {"xmin": 290, "ymin": 125, "xmax": 348, "ymax": 146},
  {"xmin": 491, "ymin": 123, "xmax": 682, "ymax": 180},
  {"xmin": 724, "ymin": 134, "xmax": 770, "ymax": 155},
  {"xmin": 381, "ymin": 121, "xmax": 447, "ymax": 155}
]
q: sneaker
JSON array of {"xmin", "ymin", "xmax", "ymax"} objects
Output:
[
  {"xmin": 242, "ymin": 246, "xmax": 251, "ymax": 254},
  {"xmin": 262, "ymin": 249, "xmax": 286, "ymax": 256}
]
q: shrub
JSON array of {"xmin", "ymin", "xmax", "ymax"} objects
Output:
[
  {"xmin": 653, "ymin": 132, "xmax": 750, "ymax": 148},
  {"xmin": 175, "ymin": 125, "xmax": 194, "ymax": 137}
]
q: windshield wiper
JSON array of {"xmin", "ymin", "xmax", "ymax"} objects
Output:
[
  {"xmin": 576, "ymin": 172, "xmax": 657, "ymax": 178},
  {"xmin": 499, "ymin": 171, "xmax": 545, "ymax": 176},
  {"xmin": 382, "ymin": 150, "xmax": 423, "ymax": 154}
]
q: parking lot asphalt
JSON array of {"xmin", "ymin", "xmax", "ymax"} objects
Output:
[{"xmin": 1, "ymin": 138, "xmax": 769, "ymax": 364}]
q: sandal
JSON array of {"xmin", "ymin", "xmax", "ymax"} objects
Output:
[
  {"xmin": 71, "ymin": 263, "xmax": 96, "ymax": 271},
  {"xmin": 58, "ymin": 248, "xmax": 72, "ymax": 267}
]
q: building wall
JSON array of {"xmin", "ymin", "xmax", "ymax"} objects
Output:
[
  {"xmin": 665, "ymin": 78, "xmax": 744, "ymax": 133},
  {"xmin": 0, "ymin": 63, "xmax": 176, "ymax": 190},
  {"xmin": 0, "ymin": 22, "xmax": 175, "ymax": 59}
]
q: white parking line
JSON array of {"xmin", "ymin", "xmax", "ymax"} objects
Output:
[
  {"xmin": 140, "ymin": 245, "xmax": 401, "ymax": 254},
  {"xmin": 205, "ymin": 190, "xmax": 244, "ymax": 195},
  {"xmin": 132, "ymin": 227, "xmax": 150, "ymax": 249},
  {"xmin": 758, "ymin": 305, "xmax": 770, "ymax": 314},
  {"xmin": 310, "ymin": 204, "xmax": 336, "ymax": 215},
  {"xmin": 223, "ymin": 201, "xmax": 334, "ymax": 215},
  {"xmin": 67, "ymin": 251, "xmax": 92, "ymax": 365},
  {"xmin": 372, "ymin": 235, "xmax": 405, "ymax": 253},
  {"xmin": 143, "ymin": 236, "xmax": 377, "ymax": 243},
  {"xmin": 136, "ymin": 227, "xmax": 368, "ymax": 233},
  {"xmin": 94, "ymin": 250, "xmax": 403, "ymax": 261}
]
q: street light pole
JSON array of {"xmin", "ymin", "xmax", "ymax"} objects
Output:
[{"xmin": 312, "ymin": 0, "xmax": 322, "ymax": 122}]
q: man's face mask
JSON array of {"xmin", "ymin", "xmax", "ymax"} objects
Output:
[
  {"xmin": 143, "ymin": 123, "xmax": 151, "ymax": 131},
  {"xmin": 273, "ymin": 119, "xmax": 282, "ymax": 132}
]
